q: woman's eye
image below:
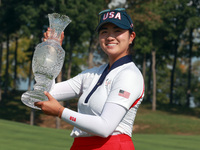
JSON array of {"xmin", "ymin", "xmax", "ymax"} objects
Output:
[
  {"xmin": 100, "ymin": 30, "xmax": 107, "ymax": 34},
  {"xmin": 115, "ymin": 30, "xmax": 121, "ymax": 32}
]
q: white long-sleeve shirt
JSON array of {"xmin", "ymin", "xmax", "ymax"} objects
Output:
[{"xmin": 50, "ymin": 55, "xmax": 144, "ymax": 138}]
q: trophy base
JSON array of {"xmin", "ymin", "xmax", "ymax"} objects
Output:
[{"xmin": 21, "ymin": 91, "xmax": 48, "ymax": 110}]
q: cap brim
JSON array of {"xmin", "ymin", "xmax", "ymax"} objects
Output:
[{"xmin": 96, "ymin": 21, "xmax": 131, "ymax": 32}]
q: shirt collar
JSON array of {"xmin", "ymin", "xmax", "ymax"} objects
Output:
[{"xmin": 109, "ymin": 55, "xmax": 133, "ymax": 71}]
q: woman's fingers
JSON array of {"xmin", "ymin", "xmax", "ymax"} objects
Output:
[
  {"xmin": 43, "ymin": 28, "xmax": 51, "ymax": 41},
  {"xmin": 34, "ymin": 101, "xmax": 43, "ymax": 108},
  {"xmin": 34, "ymin": 91, "xmax": 64, "ymax": 117},
  {"xmin": 60, "ymin": 31, "xmax": 64, "ymax": 45},
  {"xmin": 43, "ymin": 28, "xmax": 64, "ymax": 46},
  {"xmin": 44, "ymin": 91, "xmax": 55, "ymax": 101}
]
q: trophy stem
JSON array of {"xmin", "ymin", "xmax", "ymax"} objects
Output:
[
  {"xmin": 21, "ymin": 90, "xmax": 48, "ymax": 110},
  {"xmin": 21, "ymin": 75, "xmax": 53, "ymax": 109}
]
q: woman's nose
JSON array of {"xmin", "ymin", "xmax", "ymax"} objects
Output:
[{"xmin": 106, "ymin": 32, "xmax": 115, "ymax": 41}]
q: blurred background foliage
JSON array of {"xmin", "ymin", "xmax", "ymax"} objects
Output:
[{"xmin": 0, "ymin": 0, "xmax": 200, "ymax": 115}]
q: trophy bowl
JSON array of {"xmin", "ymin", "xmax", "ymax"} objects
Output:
[{"xmin": 21, "ymin": 13, "xmax": 71, "ymax": 109}]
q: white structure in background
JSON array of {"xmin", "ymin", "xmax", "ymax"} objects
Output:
[
  {"xmin": 108, "ymin": 0, "xmax": 128, "ymax": 9},
  {"xmin": 189, "ymin": 97, "xmax": 196, "ymax": 108}
]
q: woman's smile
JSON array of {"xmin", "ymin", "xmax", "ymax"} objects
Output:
[
  {"xmin": 99, "ymin": 23, "xmax": 135, "ymax": 66},
  {"xmin": 106, "ymin": 43, "xmax": 118, "ymax": 48}
]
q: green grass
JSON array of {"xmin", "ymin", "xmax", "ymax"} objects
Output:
[
  {"xmin": 1, "ymin": 93, "xmax": 200, "ymax": 149},
  {"xmin": 133, "ymin": 134, "xmax": 200, "ymax": 150},
  {"xmin": 0, "ymin": 119, "xmax": 73, "ymax": 150},
  {"xmin": 133, "ymin": 104, "xmax": 200, "ymax": 135},
  {"xmin": 1, "ymin": 119, "xmax": 200, "ymax": 150}
]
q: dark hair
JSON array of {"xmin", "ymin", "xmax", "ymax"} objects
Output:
[{"xmin": 129, "ymin": 30, "xmax": 135, "ymax": 55}]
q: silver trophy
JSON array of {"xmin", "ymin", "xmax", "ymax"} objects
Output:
[{"xmin": 21, "ymin": 13, "xmax": 71, "ymax": 110}]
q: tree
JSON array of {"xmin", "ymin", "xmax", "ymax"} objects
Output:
[
  {"xmin": 0, "ymin": 41, "xmax": 2, "ymax": 102},
  {"xmin": 128, "ymin": 0, "xmax": 164, "ymax": 110},
  {"xmin": 85, "ymin": 1, "xmax": 105, "ymax": 68},
  {"xmin": 152, "ymin": 49, "xmax": 156, "ymax": 110},
  {"xmin": 192, "ymin": 60, "xmax": 200, "ymax": 105},
  {"xmin": 184, "ymin": 0, "xmax": 200, "ymax": 107},
  {"xmin": 56, "ymin": 72, "xmax": 63, "ymax": 129},
  {"xmin": 59, "ymin": 0, "xmax": 105, "ymax": 79},
  {"xmin": 0, "ymin": 1, "xmax": 3, "ymax": 102},
  {"xmin": 161, "ymin": 0, "xmax": 191, "ymax": 105},
  {"xmin": 0, "ymin": 0, "xmax": 22, "ymax": 94}
]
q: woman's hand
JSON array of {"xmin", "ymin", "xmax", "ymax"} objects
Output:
[
  {"xmin": 34, "ymin": 91, "xmax": 65, "ymax": 118},
  {"xmin": 43, "ymin": 27, "xmax": 64, "ymax": 46}
]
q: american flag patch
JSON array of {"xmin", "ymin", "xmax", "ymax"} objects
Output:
[{"xmin": 118, "ymin": 90, "xmax": 130, "ymax": 99}]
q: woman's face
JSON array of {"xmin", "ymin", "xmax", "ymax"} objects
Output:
[{"xmin": 99, "ymin": 23, "xmax": 135, "ymax": 64}]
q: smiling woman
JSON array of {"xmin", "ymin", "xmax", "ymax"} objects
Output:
[
  {"xmin": 35, "ymin": 8, "xmax": 144, "ymax": 150},
  {"xmin": 98, "ymin": 23, "xmax": 135, "ymax": 66}
]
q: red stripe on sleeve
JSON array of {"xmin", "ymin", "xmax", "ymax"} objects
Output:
[{"xmin": 129, "ymin": 83, "xmax": 145, "ymax": 109}]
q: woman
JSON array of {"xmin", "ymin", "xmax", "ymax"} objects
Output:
[{"xmin": 35, "ymin": 8, "xmax": 144, "ymax": 150}]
